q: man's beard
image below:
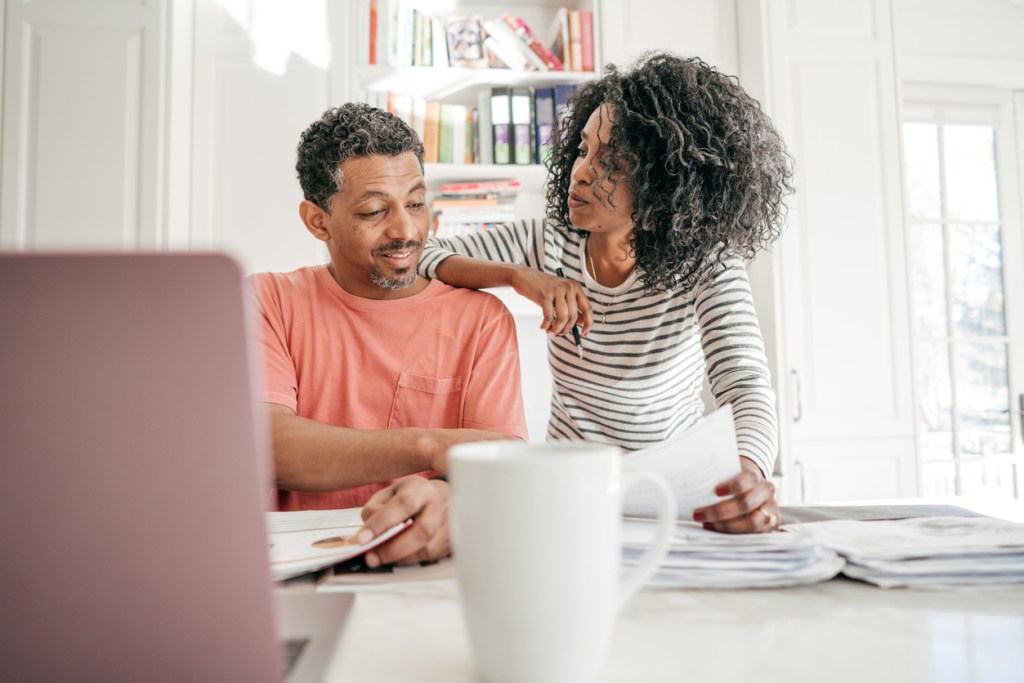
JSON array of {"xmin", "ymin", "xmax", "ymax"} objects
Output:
[
  {"xmin": 370, "ymin": 268, "xmax": 417, "ymax": 290},
  {"xmin": 370, "ymin": 239, "xmax": 421, "ymax": 290}
]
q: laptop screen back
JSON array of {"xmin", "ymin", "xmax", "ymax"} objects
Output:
[{"xmin": 0, "ymin": 253, "xmax": 282, "ymax": 682}]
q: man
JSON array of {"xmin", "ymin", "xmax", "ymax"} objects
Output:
[{"xmin": 252, "ymin": 103, "xmax": 527, "ymax": 566}]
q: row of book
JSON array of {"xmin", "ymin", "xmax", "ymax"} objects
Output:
[
  {"xmin": 376, "ymin": 84, "xmax": 579, "ymax": 166},
  {"xmin": 430, "ymin": 178, "xmax": 521, "ymax": 238},
  {"xmin": 369, "ymin": 2, "xmax": 595, "ymax": 72}
]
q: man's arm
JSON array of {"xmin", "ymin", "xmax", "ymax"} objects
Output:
[{"xmin": 268, "ymin": 403, "xmax": 513, "ymax": 492}]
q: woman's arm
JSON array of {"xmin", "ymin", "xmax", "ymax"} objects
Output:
[{"xmin": 419, "ymin": 220, "xmax": 593, "ymax": 335}]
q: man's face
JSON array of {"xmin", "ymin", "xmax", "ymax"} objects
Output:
[{"xmin": 314, "ymin": 152, "xmax": 430, "ymax": 299}]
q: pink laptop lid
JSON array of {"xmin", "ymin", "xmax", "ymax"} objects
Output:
[{"xmin": 0, "ymin": 253, "xmax": 282, "ymax": 681}]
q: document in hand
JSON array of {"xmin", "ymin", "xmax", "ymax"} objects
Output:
[
  {"xmin": 621, "ymin": 519, "xmax": 845, "ymax": 589},
  {"xmin": 790, "ymin": 516, "xmax": 1024, "ymax": 588},
  {"xmin": 267, "ymin": 509, "xmax": 412, "ymax": 582},
  {"xmin": 622, "ymin": 405, "xmax": 741, "ymax": 520}
]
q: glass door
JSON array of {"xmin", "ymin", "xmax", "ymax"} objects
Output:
[{"xmin": 902, "ymin": 91, "xmax": 1024, "ymax": 499}]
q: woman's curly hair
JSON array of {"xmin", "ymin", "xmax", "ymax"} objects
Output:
[
  {"xmin": 545, "ymin": 52, "xmax": 793, "ymax": 292},
  {"xmin": 296, "ymin": 103, "xmax": 424, "ymax": 212}
]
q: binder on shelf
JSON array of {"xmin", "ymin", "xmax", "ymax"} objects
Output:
[
  {"xmin": 510, "ymin": 87, "xmax": 533, "ymax": 166},
  {"xmin": 501, "ymin": 13, "xmax": 564, "ymax": 71},
  {"xmin": 533, "ymin": 87, "xmax": 555, "ymax": 165},
  {"xmin": 554, "ymin": 83, "xmax": 577, "ymax": 131},
  {"xmin": 579, "ymin": 10, "xmax": 594, "ymax": 72},
  {"xmin": 490, "ymin": 87, "xmax": 512, "ymax": 165}
]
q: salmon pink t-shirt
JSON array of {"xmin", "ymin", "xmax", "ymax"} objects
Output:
[{"xmin": 252, "ymin": 266, "xmax": 527, "ymax": 510}]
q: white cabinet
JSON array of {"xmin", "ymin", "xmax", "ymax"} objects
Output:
[
  {"xmin": 0, "ymin": 0, "xmax": 165, "ymax": 250},
  {"xmin": 739, "ymin": 0, "xmax": 918, "ymax": 502}
]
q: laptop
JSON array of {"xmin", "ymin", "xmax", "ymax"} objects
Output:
[{"xmin": 0, "ymin": 253, "xmax": 351, "ymax": 682}]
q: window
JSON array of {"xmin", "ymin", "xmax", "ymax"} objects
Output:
[{"xmin": 902, "ymin": 91, "xmax": 1024, "ymax": 500}]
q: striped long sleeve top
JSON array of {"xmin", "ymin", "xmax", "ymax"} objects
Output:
[{"xmin": 419, "ymin": 219, "xmax": 778, "ymax": 477}]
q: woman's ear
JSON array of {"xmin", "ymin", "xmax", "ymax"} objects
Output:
[{"xmin": 299, "ymin": 200, "xmax": 330, "ymax": 243}]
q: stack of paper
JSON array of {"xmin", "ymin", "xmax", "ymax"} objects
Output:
[
  {"xmin": 622, "ymin": 519, "xmax": 845, "ymax": 589},
  {"xmin": 790, "ymin": 516, "xmax": 1024, "ymax": 588},
  {"xmin": 267, "ymin": 508, "xmax": 411, "ymax": 582}
]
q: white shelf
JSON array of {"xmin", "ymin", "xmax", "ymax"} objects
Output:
[
  {"xmin": 424, "ymin": 162, "xmax": 548, "ymax": 185},
  {"xmin": 354, "ymin": 65, "xmax": 594, "ymax": 99}
]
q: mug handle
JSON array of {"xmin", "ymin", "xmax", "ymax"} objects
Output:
[{"xmin": 617, "ymin": 468, "xmax": 677, "ymax": 612}]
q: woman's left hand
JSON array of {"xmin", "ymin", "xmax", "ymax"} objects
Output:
[{"xmin": 692, "ymin": 457, "xmax": 779, "ymax": 533}]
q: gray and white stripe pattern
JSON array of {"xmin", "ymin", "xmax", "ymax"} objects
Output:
[{"xmin": 419, "ymin": 219, "xmax": 778, "ymax": 476}]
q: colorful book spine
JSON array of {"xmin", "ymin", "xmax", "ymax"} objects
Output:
[
  {"xmin": 501, "ymin": 13, "xmax": 564, "ymax": 71},
  {"xmin": 440, "ymin": 179, "xmax": 521, "ymax": 195},
  {"xmin": 579, "ymin": 10, "xmax": 594, "ymax": 72},
  {"xmin": 567, "ymin": 10, "xmax": 583, "ymax": 73}
]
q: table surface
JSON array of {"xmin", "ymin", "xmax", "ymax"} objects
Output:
[
  {"xmin": 318, "ymin": 499, "xmax": 1024, "ymax": 683},
  {"xmin": 322, "ymin": 578, "xmax": 1024, "ymax": 683}
]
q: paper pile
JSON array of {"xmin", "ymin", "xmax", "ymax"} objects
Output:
[
  {"xmin": 790, "ymin": 516, "xmax": 1024, "ymax": 588},
  {"xmin": 622, "ymin": 519, "xmax": 845, "ymax": 589}
]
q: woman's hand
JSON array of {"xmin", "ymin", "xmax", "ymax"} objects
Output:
[
  {"xmin": 509, "ymin": 267, "xmax": 594, "ymax": 336},
  {"xmin": 691, "ymin": 457, "xmax": 779, "ymax": 533}
]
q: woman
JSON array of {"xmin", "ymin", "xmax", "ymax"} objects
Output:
[{"xmin": 419, "ymin": 52, "xmax": 793, "ymax": 533}]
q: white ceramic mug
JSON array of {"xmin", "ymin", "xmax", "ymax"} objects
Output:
[{"xmin": 448, "ymin": 441, "xmax": 676, "ymax": 683}]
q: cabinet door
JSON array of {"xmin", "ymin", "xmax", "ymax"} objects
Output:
[
  {"xmin": 740, "ymin": 0, "xmax": 917, "ymax": 501},
  {"xmin": 599, "ymin": 0, "xmax": 737, "ymax": 75},
  {"xmin": 0, "ymin": 0, "xmax": 164, "ymax": 250},
  {"xmin": 189, "ymin": 0, "xmax": 339, "ymax": 274}
]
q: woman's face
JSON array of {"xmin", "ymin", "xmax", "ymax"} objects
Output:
[{"xmin": 567, "ymin": 103, "xmax": 635, "ymax": 237}]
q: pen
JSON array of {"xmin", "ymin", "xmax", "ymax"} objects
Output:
[{"xmin": 555, "ymin": 267, "xmax": 584, "ymax": 360}]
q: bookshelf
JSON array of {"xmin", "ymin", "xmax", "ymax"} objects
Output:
[{"xmin": 349, "ymin": 1, "xmax": 601, "ymax": 229}]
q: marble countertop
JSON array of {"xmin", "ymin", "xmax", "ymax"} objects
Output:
[{"xmin": 321, "ymin": 577, "xmax": 1024, "ymax": 683}]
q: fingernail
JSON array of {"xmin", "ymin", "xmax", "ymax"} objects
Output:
[
  {"xmin": 365, "ymin": 552, "xmax": 379, "ymax": 568},
  {"xmin": 692, "ymin": 511, "xmax": 705, "ymax": 522},
  {"xmin": 702, "ymin": 522, "xmax": 714, "ymax": 530},
  {"xmin": 714, "ymin": 485, "xmax": 728, "ymax": 496},
  {"xmin": 355, "ymin": 528, "xmax": 374, "ymax": 545}
]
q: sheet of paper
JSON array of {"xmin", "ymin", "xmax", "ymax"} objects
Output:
[
  {"xmin": 268, "ymin": 513, "xmax": 411, "ymax": 582},
  {"xmin": 621, "ymin": 405, "xmax": 742, "ymax": 519},
  {"xmin": 266, "ymin": 508, "xmax": 364, "ymax": 534}
]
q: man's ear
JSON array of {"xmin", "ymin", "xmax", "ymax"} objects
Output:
[{"xmin": 299, "ymin": 200, "xmax": 330, "ymax": 243}]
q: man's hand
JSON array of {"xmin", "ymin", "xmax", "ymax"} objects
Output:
[
  {"xmin": 355, "ymin": 476, "xmax": 451, "ymax": 567},
  {"xmin": 691, "ymin": 457, "xmax": 779, "ymax": 533}
]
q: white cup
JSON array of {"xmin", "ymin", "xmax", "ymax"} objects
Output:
[{"xmin": 448, "ymin": 441, "xmax": 676, "ymax": 683}]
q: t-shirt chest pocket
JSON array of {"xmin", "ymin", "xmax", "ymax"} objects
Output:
[{"xmin": 387, "ymin": 372, "xmax": 463, "ymax": 429}]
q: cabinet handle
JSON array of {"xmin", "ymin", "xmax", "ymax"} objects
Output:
[
  {"xmin": 793, "ymin": 460, "xmax": 806, "ymax": 503},
  {"xmin": 790, "ymin": 369, "xmax": 803, "ymax": 423}
]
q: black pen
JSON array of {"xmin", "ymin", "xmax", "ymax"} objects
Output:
[{"xmin": 555, "ymin": 267, "xmax": 584, "ymax": 360}]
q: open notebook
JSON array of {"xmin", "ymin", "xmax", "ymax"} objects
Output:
[{"xmin": 0, "ymin": 253, "xmax": 349, "ymax": 682}]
